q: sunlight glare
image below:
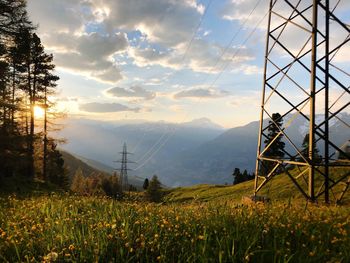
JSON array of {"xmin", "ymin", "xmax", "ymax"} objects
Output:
[{"xmin": 34, "ymin": 105, "xmax": 45, "ymax": 119}]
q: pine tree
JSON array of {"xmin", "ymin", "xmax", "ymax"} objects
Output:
[
  {"xmin": 263, "ymin": 113, "xmax": 285, "ymax": 174},
  {"xmin": 0, "ymin": 0, "xmax": 63, "ymax": 185},
  {"xmin": 70, "ymin": 168, "xmax": 85, "ymax": 194},
  {"xmin": 46, "ymin": 141, "xmax": 68, "ymax": 188},
  {"xmin": 232, "ymin": 168, "xmax": 242, "ymax": 185},
  {"xmin": 146, "ymin": 175, "xmax": 162, "ymax": 202},
  {"xmin": 143, "ymin": 178, "xmax": 149, "ymax": 190},
  {"xmin": 299, "ymin": 133, "xmax": 321, "ymax": 163},
  {"xmin": 242, "ymin": 169, "xmax": 249, "ymax": 181}
]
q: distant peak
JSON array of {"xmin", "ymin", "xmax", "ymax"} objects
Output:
[{"xmin": 183, "ymin": 118, "xmax": 224, "ymax": 130}]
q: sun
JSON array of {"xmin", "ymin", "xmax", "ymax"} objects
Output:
[{"xmin": 34, "ymin": 105, "xmax": 45, "ymax": 119}]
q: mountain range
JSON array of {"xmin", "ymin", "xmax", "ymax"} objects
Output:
[{"xmin": 57, "ymin": 113, "xmax": 350, "ymax": 187}]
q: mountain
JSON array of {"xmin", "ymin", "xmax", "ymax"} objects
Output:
[
  {"xmin": 161, "ymin": 113, "xmax": 350, "ymax": 186},
  {"xmin": 56, "ymin": 118, "xmax": 224, "ymax": 185},
  {"xmin": 57, "ymin": 113, "xmax": 349, "ymax": 187}
]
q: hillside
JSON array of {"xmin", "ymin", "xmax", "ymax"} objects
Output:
[
  {"xmin": 61, "ymin": 151, "xmax": 105, "ymax": 179},
  {"xmin": 164, "ymin": 167, "xmax": 350, "ymax": 205},
  {"xmin": 61, "ymin": 150, "xmax": 144, "ymax": 188}
]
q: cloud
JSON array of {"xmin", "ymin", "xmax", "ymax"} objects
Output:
[
  {"xmin": 94, "ymin": 0, "xmax": 204, "ymax": 47},
  {"xmin": 27, "ymin": 0, "xmax": 129, "ymax": 84},
  {"xmin": 222, "ymin": 0, "xmax": 268, "ymax": 26},
  {"xmin": 44, "ymin": 32, "xmax": 128, "ymax": 83},
  {"xmin": 173, "ymin": 88, "xmax": 230, "ymax": 99},
  {"xmin": 106, "ymin": 86, "xmax": 156, "ymax": 100},
  {"xmin": 230, "ymin": 93, "xmax": 260, "ymax": 108},
  {"xmin": 130, "ymin": 39, "xmax": 256, "ymax": 74},
  {"xmin": 28, "ymin": 0, "xmax": 261, "ymax": 81},
  {"xmin": 27, "ymin": 0, "xmax": 89, "ymax": 33},
  {"xmin": 79, "ymin": 102, "xmax": 139, "ymax": 113}
]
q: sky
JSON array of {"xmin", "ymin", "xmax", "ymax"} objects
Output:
[{"xmin": 26, "ymin": 0, "xmax": 350, "ymax": 128}]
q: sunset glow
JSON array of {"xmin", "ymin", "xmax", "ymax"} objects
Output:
[{"xmin": 34, "ymin": 105, "xmax": 45, "ymax": 119}]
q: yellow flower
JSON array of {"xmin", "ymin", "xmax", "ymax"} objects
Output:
[
  {"xmin": 68, "ymin": 244, "xmax": 75, "ymax": 251},
  {"xmin": 44, "ymin": 252, "xmax": 58, "ymax": 262}
]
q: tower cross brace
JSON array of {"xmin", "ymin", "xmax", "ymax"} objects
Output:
[{"xmin": 254, "ymin": 0, "xmax": 350, "ymax": 203}]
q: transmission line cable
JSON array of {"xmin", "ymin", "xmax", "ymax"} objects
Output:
[
  {"xmin": 132, "ymin": 0, "xmax": 214, "ymax": 165},
  {"xmin": 206, "ymin": 0, "xmax": 263, "ymax": 76},
  {"xmin": 182, "ymin": 0, "xmax": 213, "ymax": 62},
  {"xmin": 134, "ymin": 8, "xmax": 269, "ymax": 171},
  {"xmin": 207, "ymin": 9, "xmax": 269, "ymax": 90}
]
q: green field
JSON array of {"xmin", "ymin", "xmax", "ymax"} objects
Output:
[
  {"xmin": 166, "ymin": 167, "xmax": 350, "ymax": 204},
  {"xmin": 1, "ymin": 168, "xmax": 349, "ymax": 262}
]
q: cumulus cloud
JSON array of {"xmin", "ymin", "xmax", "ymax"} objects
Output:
[
  {"xmin": 79, "ymin": 102, "xmax": 139, "ymax": 113},
  {"xmin": 27, "ymin": 0, "xmax": 129, "ymax": 84},
  {"xmin": 27, "ymin": 0, "xmax": 262, "ymax": 81},
  {"xmin": 130, "ymin": 39, "xmax": 256, "ymax": 74},
  {"xmin": 27, "ymin": 0, "xmax": 89, "ymax": 33},
  {"xmin": 173, "ymin": 88, "xmax": 230, "ymax": 99},
  {"xmin": 106, "ymin": 86, "xmax": 156, "ymax": 100},
  {"xmin": 93, "ymin": 0, "xmax": 204, "ymax": 47},
  {"xmin": 46, "ymin": 32, "xmax": 128, "ymax": 83}
]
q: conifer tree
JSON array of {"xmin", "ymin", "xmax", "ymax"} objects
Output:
[
  {"xmin": 232, "ymin": 168, "xmax": 241, "ymax": 185},
  {"xmin": 146, "ymin": 175, "xmax": 162, "ymax": 202},
  {"xmin": 263, "ymin": 113, "xmax": 285, "ymax": 174},
  {"xmin": 299, "ymin": 133, "xmax": 321, "ymax": 163},
  {"xmin": 143, "ymin": 178, "xmax": 149, "ymax": 190},
  {"xmin": 70, "ymin": 168, "xmax": 85, "ymax": 194}
]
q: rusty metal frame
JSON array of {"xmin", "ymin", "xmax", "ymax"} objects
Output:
[{"xmin": 254, "ymin": 0, "xmax": 350, "ymax": 203}]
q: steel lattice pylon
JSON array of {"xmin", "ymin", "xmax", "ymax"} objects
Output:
[
  {"xmin": 115, "ymin": 143, "xmax": 134, "ymax": 192},
  {"xmin": 254, "ymin": 0, "xmax": 350, "ymax": 203}
]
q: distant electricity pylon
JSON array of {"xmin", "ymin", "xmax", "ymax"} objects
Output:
[
  {"xmin": 115, "ymin": 143, "xmax": 134, "ymax": 192},
  {"xmin": 255, "ymin": 0, "xmax": 350, "ymax": 203}
]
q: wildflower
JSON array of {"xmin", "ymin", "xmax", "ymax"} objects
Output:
[
  {"xmin": 198, "ymin": 235, "xmax": 205, "ymax": 240},
  {"xmin": 69, "ymin": 244, "xmax": 75, "ymax": 251},
  {"xmin": 44, "ymin": 252, "xmax": 58, "ymax": 262}
]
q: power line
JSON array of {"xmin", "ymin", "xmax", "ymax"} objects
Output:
[
  {"xmin": 135, "ymin": 126, "xmax": 170, "ymax": 163},
  {"xmin": 134, "ymin": 4, "xmax": 269, "ymax": 171},
  {"xmin": 181, "ymin": 0, "xmax": 213, "ymax": 62},
  {"xmin": 207, "ymin": 9, "xmax": 269, "ymax": 90},
  {"xmin": 131, "ymin": 0, "xmax": 214, "ymax": 167},
  {"xmin": 134, "ymin": 127, "xmax": 175, "ymax": 171},
  {"xmin": 205, "ymin": 0, "xmax": 263, "ymax": 76}
]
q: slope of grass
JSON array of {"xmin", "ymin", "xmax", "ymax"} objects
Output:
[
  {"xmin": 0, "ymin": 167, "xmax": 349, "ymax": 262},
  {"xmin": 164, "ymin": 167, "xmax": 350, "ymax": 205},
  {"xmin": 0, "ymin": 194, "xmax": 349, "ymax": 262}
]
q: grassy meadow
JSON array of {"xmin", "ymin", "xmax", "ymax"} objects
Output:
[
  {"xmin": 0, "ymin": 192, "xmax": 349, "ymax": 262},
  {"xmin": 0, "ymin": 168, "xmax": 349, "ymax": 262}
]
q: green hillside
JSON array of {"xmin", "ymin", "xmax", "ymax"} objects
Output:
[
  {"xmin": 61, "ymin": 150, "xmax": 106, "ymax": 179},
  {"xmin": 165, "ymin": 167, "xmax": 350, "ymax": 205}
]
